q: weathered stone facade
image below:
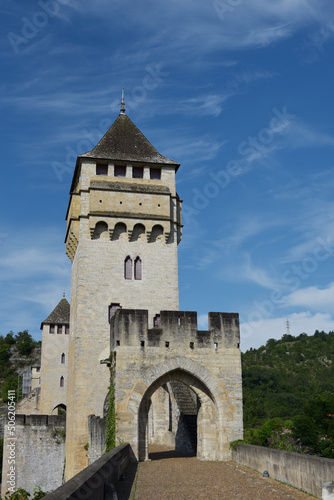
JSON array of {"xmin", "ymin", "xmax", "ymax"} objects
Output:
[
  {"xmin": 1, "ymin": 415, "xmax": 65, "ymax": 497},
  {"xmin": 111, "ymin": 309, "xmax": 243, "ymax": 461},
  {"xmin": 64, "ymin": 113, "xmax": 182, "ymax": 478}
]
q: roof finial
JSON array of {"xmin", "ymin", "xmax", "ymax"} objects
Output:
[
  {"xmin": 119, "ymin": 88, "xmax": 126, "ymax": 115},
  {"xmin": 63, "ymin": 289, "xmax": 65, "ymax": 298}
]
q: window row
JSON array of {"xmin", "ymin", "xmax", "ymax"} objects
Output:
[
  {"xmin": 124, "ymin": 256, "xmax": 142, "ymax": 280},
  {"xmin": 96, "ymin": 164, "xmax": 161, "ymax": 180},
  {"xmin": 92, "ymin": 222, "xmax": 165, "ymax": 243},
  {"xmin": 49, "ymin": 324, "xmax": 69, "ymax": 334}
]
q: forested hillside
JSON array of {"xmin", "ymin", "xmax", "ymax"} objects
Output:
[
  {"xmin": 0, "ymin": 331, "xmax": 41, "ymax": 402},
  {"xmin": 241, "ymin": 330, "xmax": 334, "ymax": 458},
  {"xmin": 242, "ymin": 330, "xmax": 334, "ymax": 429}
]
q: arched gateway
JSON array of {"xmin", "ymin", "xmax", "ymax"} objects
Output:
[{"xmin": 111, "ymin": 309, "xmax": 243, "ymax": 461}]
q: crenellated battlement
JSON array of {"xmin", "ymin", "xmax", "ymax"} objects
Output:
[{"xmin": 110, "ymin": 309, "xmax": 240, "ymax": 351}]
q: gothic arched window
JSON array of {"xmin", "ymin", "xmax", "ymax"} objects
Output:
[
  {"xmin": 60, "ymin": 376, "xmax": 64, "ymax": 387},
  {"xmin": 61, "ymin": 353, "xmax": 65, "ymax": 364},
  {"xmin": 124, "ymin": 256, "xmax": 132, "ymax": 280},
  {"xmin": 134, "ymin": 257, "xmax": 142, "ymax": 280}
]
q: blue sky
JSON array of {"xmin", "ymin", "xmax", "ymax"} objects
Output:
[{"xmin": 1, "ymin": 0, "xmax": 334, "ymax": 351}]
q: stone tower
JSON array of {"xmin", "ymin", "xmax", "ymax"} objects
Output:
[
  {"xmin": 39, "ymin": 296, "xmax": 70, "ymax": 414},
  {"xmin": 65, "ymin": 107, "xmax": 182, "ymax": 478}
]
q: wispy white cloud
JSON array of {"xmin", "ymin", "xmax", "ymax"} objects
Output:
[
  {"xmin": 180, "ymin": 94, "xmax": 230, "ymax": 118},
  {"xmin": 0, "ymin": 226, "xmax": 71, "ymax": 337},
  {"xmin": 241, "ymin": 255, "xmax": 281, "ymax": 290},
  {"xmin": 55, "ymin": 0, "xmax": 334, "ymax": 54},
  {"xmin": 286, "ymin": 121, "xmax": 334, "ymax": 149},
  {"xmin": 281, "ymin": 203, "xmax": 334, "ymax": 263},
  {"xmin": 281, "ymin": 282, "xmax": 334, "ymax": 311}
]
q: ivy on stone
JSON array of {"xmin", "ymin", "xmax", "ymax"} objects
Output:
[{"xmin": 105, "ymin": 351, "xmax": 116, "ymax": 452}]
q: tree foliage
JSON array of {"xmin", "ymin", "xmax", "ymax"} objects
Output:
[
  {"xmin": 242, "ymin": 330, "xmax": 334, "ymax": 457},
  {"xmin": 0, "ymin": 331, "xmax": 40, "ymax": 402},
  {"xmin": 243, "ymin": 330, "xmax": 334, "ymax": 427}
]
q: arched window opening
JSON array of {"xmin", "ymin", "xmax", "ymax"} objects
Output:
[
  {"xmin": 60, "ymin": 376, "xmax": 64, "ymax": 388},
  {"xmin": 112, "ymin": 222, "xmax": 127, "ymax": 241},
  {"xmin": 92, "ymin": 221, "xmax": 108, "ymax": 240},
  {"xmin": 124, "ymin": 256, "xmax": 132, "ymax": 280},
  {"xmin": 149, "ymin": 224, "xmax": 164, "ymax": 243},
  {"xmin": 61, "ymin": 353, "xmax": 65, "ymax": 364},
  {"xmin": 134, "ymin": 256, "xmax": 142, "ymax": 280},
  {"xmin": 131, "ymin": 223, "xmax": 145, "ymax": 241}
]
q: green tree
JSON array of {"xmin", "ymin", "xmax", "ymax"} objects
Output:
[{"xmin": 15, "ymin": 331, "xmax": 34, "ymax": 356}]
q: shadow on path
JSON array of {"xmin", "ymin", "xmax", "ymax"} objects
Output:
[{"xmin": 148, "ymin": 449, "xmax": 194, "ymax": 460}]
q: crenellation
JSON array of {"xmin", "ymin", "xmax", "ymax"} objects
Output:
[{"xmin": 111, "ymin": 309, "xmax": 241, "ymax": 351}]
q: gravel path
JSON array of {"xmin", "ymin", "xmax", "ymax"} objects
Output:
[{"xmin": 117, "ymin": 446, "xmax": 314, "ymax": 500}]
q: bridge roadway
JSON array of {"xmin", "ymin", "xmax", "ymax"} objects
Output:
[{"xmin": 116, "ymin": 446, "xmax": 313, "ymax": 500}]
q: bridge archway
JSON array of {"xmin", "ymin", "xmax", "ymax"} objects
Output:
[{"xmin": 137, "ymin": 368, "xmax": 219, "ymax": 461}]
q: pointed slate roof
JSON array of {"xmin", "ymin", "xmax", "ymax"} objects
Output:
[
  {"xmin": 80, "ymin": 113, "xmax": 179, "ymax": 166},
  {"xmin": 41, "ymin": 298, "xmax": 70, "ymax": 328}
]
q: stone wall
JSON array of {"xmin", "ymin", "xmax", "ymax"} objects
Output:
[
  {"xmin": 87, "ymin": 415, "xmax": 106, "ymax": 465},
  {"xmin": 1, "ymin": 415, "xmax": 66, "ymax": 497},
  {"xmin": 112, "ymin": 309, "xmax": 243, "ymax": 461},
  {"xmin": 232, "ymin": 443, "xmax": 334, "ymax": 499}
]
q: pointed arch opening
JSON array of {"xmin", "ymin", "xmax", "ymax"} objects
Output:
[
  {"xmin": 134, "ymin": 256, "xmax": 142, "ymax": 280},
  {"xmin": 52, "ymin": 403, "xmax": 67, "ymax": 416},
  {"xmin": 137, "ymin": 368, "xmax": 218, "ymax": 462},
  {"xmin": 124, "ymin": 256, "xmax": 132, "ymax": 280}
]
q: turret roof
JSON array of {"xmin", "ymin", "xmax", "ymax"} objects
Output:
[
  {"xmin": 79, "ymin": 113, "xmax": 179, "ymax": 166},
  {"xmin": 41, "ymin": 298, "xmax": 70, "ymax": 328}
]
